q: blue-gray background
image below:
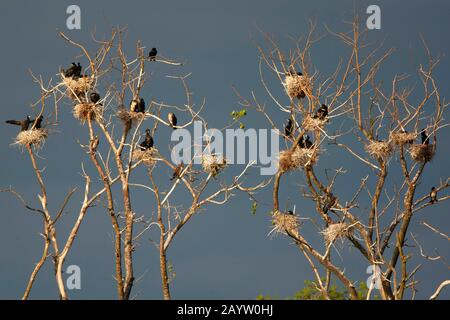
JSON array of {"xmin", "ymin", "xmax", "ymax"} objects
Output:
[{"xmin": 0, "ymin": 0, "xmax": 449, "ymax": 299}]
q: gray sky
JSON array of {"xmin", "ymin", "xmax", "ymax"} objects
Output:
[{"xmin": 0, "ymin": 0, "xmax": 449, "ymax": 299}]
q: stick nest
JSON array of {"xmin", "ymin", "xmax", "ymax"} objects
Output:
[
  {"xmin": 302, "ymin": 115, "xmax": 327, "ymax": 132},
  {"xmin": 321, "ymin": 222, "xmax": 353, "ymax": 245},
  {"xmin": 270, "ymin": 211, "xmax": 300, "ymax": 237},
  {"xmin": 14, "ymin": 129, "xmax": 49, "ymax": 149},
  {"xmin": 390, "ymin": 132, "xmax": 416, "ymax": 146},
  {"xmin": 283, "ymin": 74, "xmax": 311, "ymax": 99},
  {"xmin": 201, "ymin": 154, "xmax": 227, "ymax": 176},
  {"xmin": 61, "ymin": 74, "xmax": 93, "ymax": 100},
  {"xmin": 116, "ymin": 109, "xmax": 145, "ymax": 126},
  {"xmin": 365, "ymin": 140, "xmax": 393, "ymax": 159},
  {"xmin": 73, "ymin": 103, "xmax": 101, "ymax": 123},
  {"xmin": 278, "ymin": 146, "xmax": 318, "ymax": 172},
  {"xmin": 132, "ymin": 148, "xmax": 159, "ymax": 167},
  {"xmin": 409, "ymin": 144, "xmax": 435, "ymax": 162}
]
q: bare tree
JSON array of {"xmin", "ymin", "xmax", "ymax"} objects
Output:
[
  {"xmin": 3, "ymin": 27, "xmax": 265, "ymax": 300},
  {"xmin": 239, "ymin": 18, "xmax": 449, "ymax": 300}
]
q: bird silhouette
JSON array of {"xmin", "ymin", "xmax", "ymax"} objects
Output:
[
  {"xmin": 64, "ymin": 62, "xmax": 82, "ymax": 79},
  {"xmin": 314, "ymin": 104, "xmax": 328, "ymax": 120},
  {"xmin": 90, "ymin": 92, "xmax": 101, "ymax": 104},
  {"xmin": 149, "ymin": 48, "xmax": 157, "ymax": 61},
  {"xmin": 6, "ymin": 116, "xmax": 33, "ymax": 131},
  {"xmin": 284, "ymin": 118, "xmax": 293, "ymax": 139},
  {"xmin": 32, "ymin": 115, "xmax": 43, "ymax": 129},
  {"xmin": 139, "ymin": 129, "xmax": 154, "ymax": 150},
  {"xmin": 134, "ymin": 98, "xmax": 146, "ymax": 113},
  {"xmin": 130, "ymin": 99, "xmax": 139, "ymax": 112},
  {"xmin": 299, "ymin": 134, "xmax": 313, "ymax": 149},
  {"xmin": 429, "ymin": 187, "xmax": 437, "ymax": 204},
  {"xmin": 168, "ymin": 112, "xmax": 178, "ymax": 129},
  {"xmin": 170, "ymin": 162, "xmax": 184, "ymax": 181},
  {"xmin": 421, "ymin": 128, "xmax": 429, "ymax": 145}
]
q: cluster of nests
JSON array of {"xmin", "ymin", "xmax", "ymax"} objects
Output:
[
  {"xmin": 279, "ymin": 105, "xmax": 328, "ymax": 172},
  {"xmin": 365, "ymin": 130, "xmax": 435, "ymax": 163},
  {"xmin": 269, "ymin": 211, "xmax": 355, "ymax": 247},
  {"xmin": 283, "ymin": 71, "xmax": 312, "ymax": 99},
  {"xmin": 60, "ymin": 63, "xmax": 102, "ymax": 124},
  {"xmin": 201, "ymin": 154, "xmax": 227, "ymax": 177}
]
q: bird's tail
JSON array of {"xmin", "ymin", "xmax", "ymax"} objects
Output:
[{"xmin": 5, "ymin": 120, "xmax": 18, "ymax": 125}]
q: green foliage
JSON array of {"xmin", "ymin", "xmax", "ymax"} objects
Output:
[
  {"xmin": 257, "ymin": 279, "xmax": 379, "ymax": 300},
  {"xmin": 231, "ymin": 109, "xmax": 247, "ymax": 129},
  {"xmin": 250, "ymin": 201, "xmax": 258, "ymax": 215}
]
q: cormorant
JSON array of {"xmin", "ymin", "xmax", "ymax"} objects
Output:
[
  {"xmin": 168, "ymin": 112, "xmax": 177, "ymax": 129},
  {"xmin": 170, "ymin": 162, "xmax": 184, "ymax": 181},
  {"xmin": 134, "ymin": 98, "xmax": 146, "ymax": 113},
  {"xmin": 314, "ymin": 104, "xmax": 328, "ymax": 120},
  {"xmin": 90, "ymin": 92, "xmax": 101, "ymax": 104},
  {"xmin": 421, "ymin": 128, "xmax": 429, "ymax": 145},
  {"xmin": 139, "ymin": 129, "xmax": 154, "ymax": 150},
  {"xmin": 64, "ymin": 62, "xmax": 82, "ymax": 79},
  {"xmin": 299, "ymin": 134, "xmax": 313, "ymax": 149},
  {"xmin": 130, "ymin": 99, "xmax": 139, "ymax": 112},
  {"xmin": 149, "ymin": 48, "xmax": 157, "ymax": 61},
  {"xmin": 284, "ymin": 118, "xmax": 293, "ymax": 139},
  {"xmin": 6, "ymin": 116, "xmax": 33, "ymax": 131},
  {"xmin": 32, "ymin": 115, "xmax": 43, "ymax": 129},
  {"xmin": 430, "ymin": 187, "xmax": 437, "ymax": 204}
]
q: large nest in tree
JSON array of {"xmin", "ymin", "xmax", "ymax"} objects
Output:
[
  {"xmin": 302, "ymin": 114, "xmax": 327, "ymax": 132},
  {"xmin": 201, "ymin": 154, "xmax": 227, "ymax": 176},
  {"xmin": 269, "ymin": 211, "xmax": 300, "ymax": 237},
  {"xmin": 321, "ymin": 222, "xmax": 354, "ymax": 245},
  {"xmin": 365, "ymin": 140, "xmax": 393, "ymax": 159},
  {"xmin": 390, "ymin": 131, "xmax": 416, "ymax": 146},
  {"xmin": 132, "ymin": 147, "xmax": 159, "ymax": 167},
  {"xmin": 116, "ymin": 109, "xmax": 145, "ymax": 127},
  {"xmin": 278, "ymin": 146, "xmax": 318, "ymax": 172},
  {"xmin": 14, "ymin": 129, "xmax": 49, "ymax": 149},
  {"xmin": 409, "ymin": 144, "xmax": 435, "ymax": 162},
  {"xmin": 73, "ymin": 103, "xmax": 101, "ymax": 123},
  {"xmin": 61, "ymin": 74, "xmax": 93, "ymax": 100},
  {"xmin": 283, "ymin": 74, "xmax": 311, "ymax": 99}
]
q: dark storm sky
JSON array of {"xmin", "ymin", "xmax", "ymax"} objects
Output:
[{"xmin": 0, "ymin": 0, "xmax": 449, "ymax": 299}]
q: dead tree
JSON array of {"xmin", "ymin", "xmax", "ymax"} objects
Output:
[
  {"xmin": 3, "ymin": 27, "xmax": 265, "ymax": 300},
  {"xmin": 240, "ymin": 18, "xmax": 449, "ymax": 300}
]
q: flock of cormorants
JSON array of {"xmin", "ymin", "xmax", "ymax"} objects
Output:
[{"xmin": 284, "ymin": 102, "xmax": 328, "ymax": 149}]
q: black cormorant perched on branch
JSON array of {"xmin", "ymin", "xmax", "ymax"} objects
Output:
[
  {"xmin": 170, "ymin": 162, "xmax": 184, "ymax": 181},
  {"xmin": 149, "ymin": 48, "xmax": 157, "ymax": 61},
  {"xmin": 168, "ymin": 112, "xmax": 177, "ymax": 129},
  {"xmin": 314, "ymin": 104, "xmax": 328, "ymax": 120},
  {"xmin": 139, "ymin": 129, "xmax": 154, "ymax": 150},
  {"xmin": 284, "ymin": 118, "xmax": 293, "ymax": 139},
  {"xmin": 64, "ymin": 62, "xmax": 82, "ymax": 79},
  {"xmin": 135, "ymin": 98, "xmax": 146, "ymax": 113},
  {"xmin": 90, "ymin": 92, "xmax": 101, "ymax": 104},
  {"xmin": 421, "ymin": 128, "xmax": 430, "ymax": 145},
  {"xmin": 32, "ymin": 115, "xmax": 43, "ymax": 129},
  {"xmin": 298, "ymin": 134, "xmax": 313, "ymax": 149},
  {"xmin": 6, "ymin": 116, "xmax": 33, "ymax": 131}
]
